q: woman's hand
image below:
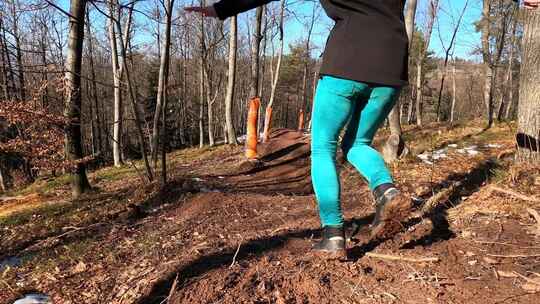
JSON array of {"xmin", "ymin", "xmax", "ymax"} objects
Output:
[
  {"xmin": 184, "ymin": 6, "xmax": 218, "ymax": 17},
  {"xmin": 524, "ymin": 0, "xmax": 540, "ymax": 9}
]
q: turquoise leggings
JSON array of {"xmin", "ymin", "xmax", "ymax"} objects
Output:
[{"xmin": 311, "ymin": 76, "xmax": 400, "ymax": 227}]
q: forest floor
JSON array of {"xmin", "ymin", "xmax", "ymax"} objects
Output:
[{"xmin": 1, "ymin": 122, "xmax": 540, "ymax": 304}]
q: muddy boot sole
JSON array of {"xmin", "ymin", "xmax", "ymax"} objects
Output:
[{"xmin": 370, "ymin": 195, "xmax": 412, "ymax": 239}]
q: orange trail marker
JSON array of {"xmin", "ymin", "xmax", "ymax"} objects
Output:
[
  {"xmin": 245, "ymin": 97, "xmax": 260, "ymax": 159},
  {"xmin": 298, "ymin": 109, "xmax": 305, "ymax": 131}
]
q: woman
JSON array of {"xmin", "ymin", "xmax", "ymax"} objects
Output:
[{"xmin": 186, "ymin": 0, "xmax": 412, "ymax": 260}]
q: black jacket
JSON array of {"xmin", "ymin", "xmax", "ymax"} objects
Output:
[{"xmin": 214, "ymin": 0, "xmax": 408, "ymax": 87}]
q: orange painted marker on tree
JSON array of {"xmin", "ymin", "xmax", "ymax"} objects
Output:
[
  {"xmin": 298, "ymin": 109, "xmax": 305, "ymax": 131},
  {"xmin": 245, "ymin": 97, "xmax": 260, "ymax": 159}
]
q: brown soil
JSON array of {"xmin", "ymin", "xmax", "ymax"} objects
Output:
[{"xmin": 1, "ymin": 125, "xmax": 540, "ymax": 304}]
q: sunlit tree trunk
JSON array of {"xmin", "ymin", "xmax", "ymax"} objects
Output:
[
  {"xmin": 450, "ymin": 58, "xmax": 457, "ymax": 123},
  {"xmin": 516, "ymin": 8, "xmax": 540, "ymax": 163},
  {"xmin": 64, "ymin": 0, "xmax": 91, "ymax": 198},
  {"xmin": 415, "ymin": 0, "xmax": 439, "ymax": 127},
  {"xmin": 107, "ymin": 2, "xmax": 124, "ymax": 167},
  {"xmin": 262, "ymin": 0, "xmax": 285, "ymax": 142},
  {"xmin": 224, "ymin": 16, "xmax": 238, "ymax": 145}
]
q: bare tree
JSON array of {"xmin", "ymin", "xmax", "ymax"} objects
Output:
[
  {"xmin": 435, "ymin": 0, "xmax": 469, "ymax": 121},
  {"xmin": 64, "ymin": 0, "xmax": 91, "ymax": 198},
  {"xmin": 415, "ymin": 0, "xmax": 439, "ymax": 127},
  {"xmin": 262, "ymin": 0, "xmax": 285, "ymax": 142},
  {"xmin": 107, "ymin": 0, "xmax": 134, "ymax": 167},
  {"xmin": 224, "ymin": 16, "xmax": 238, "ymax": 145},
  {"xmin": 480, "ymin": 0, "xmax": 514, "ymax": 128},
  {"xmin": 113, "ymin": 1, "xmax": 154, "ymax": 182}
]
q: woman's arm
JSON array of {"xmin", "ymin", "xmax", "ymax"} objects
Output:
[{"xmin": 185, "ymin": 0, "xmax": 278, "ymax": 20}]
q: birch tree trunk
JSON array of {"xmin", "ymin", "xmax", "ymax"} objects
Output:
[
  {"xmin": 262, "ymin": 0, "xmax": 285, "ymax": 142},
  {"xmin": 450, "ymin": 58, "xmax": 457, "ymax": 123},
  {"xmin": 224, "ymin": 16, "xmax": 238, "ymax": 145},
  {"xmin": 108, "ymin": 3, "xmax": 124, "ymax": 167}
]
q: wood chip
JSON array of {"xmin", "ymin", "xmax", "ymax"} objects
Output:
[
  {"xmin": 496, "ymin": 270, "xmax": 518, "ymax": 278},
  {"xmin": 483, "ymin": 257, "xmax": 498, "ymax": 264},
  {"xmin": 522, "ymin": 282, "xmax": 540, "ymax": 292}
]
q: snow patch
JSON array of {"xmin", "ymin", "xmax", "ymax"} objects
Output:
[{"xmin": 12, "ymin": 294, "xmax": 51, "ymax": 304}]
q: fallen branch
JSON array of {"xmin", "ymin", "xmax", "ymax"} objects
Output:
[
  {"xmin": 365, "ymin": 252, "xmax": 440, "ymax": 263},
  {"xmin": 487, "ymin": 253, "xmax": 540, "ymax": 258},
  {"xmin": 473, "ymin": 240, "xmax": 540, "ymax": 249},
  {"xmin": 23, "ymin": 222, "xmax": 105, "ymax": 253},
  {"xmin": 165, "ymin": 273, "xmax": 179, "ymax": 304},
  {"xmin": 421, "ymin": 181, "xmax": 462, "ymax": 214},
  {"xmin": 489, "ymin": 186, "xmax": 540, "ymax": 203}
]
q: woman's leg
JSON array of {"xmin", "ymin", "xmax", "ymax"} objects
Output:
[
  {"xmin": 341, "ymin": 85, "xmax": 400, "ymax": 191},
  {"xmin": 311, "ymin": 76, "xmax": 367, "ymax": 228}
]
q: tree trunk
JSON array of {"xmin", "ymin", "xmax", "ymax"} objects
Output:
[
  {"xmin": 198, "ymin": 0, "xmax": 206, "ymax": 149},
  {"xmin": 250, "ymin": 7, "xmax": 264, "ymax": 98},
  {"xmin": 151, "ymin": 0, "xmax": 174, "ymax": 166},
  {"xmin": 516, "ymin": 8, "xmax": 540, "ymax": 163},
  {"xmin": 224, "ymin": 16, "xmax": 238, "ymax": 145},
  {"xmin": 64, "ymin": 0, "xmax": 91, "ymax": 198},
  {"xmin": 483, "ymin": 65, "xmax": 494, "ymax": 128},
  {"xmin": 114, "ymin": 2, "xmax": 153, "ymax": 182},
  {"xmin": 385, "ymin": 0, "xmax": 417, "ymax": 148},
  {"xmin": 85, "ymin": 11, "xmax": 102, "ymax": 155},
  {"xmin": 450, "ymin": 59, "xmax": 457, "ymax": 123},
  {"xmin": 10, "ymin": 1, "xmax": 25, "ymax": 102},
  {"xmin": 206, "ymin": 68, "xmax": 215, "ymax": 147},
  {"xmin": 262, "ymin": 0, "xmax": 285, "ymax": 143},
  {"xmin": 107, "ymin": 4, "xmax": 124, "ymax": 167},
  {"xmin": 0, "ymin": 17, "xmax": 11, "ymax": 100},
  {"xmin": 481, "ymin": 0, "xmax": 494, "ymax": 128},
  {"xmin": 415, "ymin": 60, "xmax": 423, "ymax": 126},
  {"xmin": 498, "ymin": 14, "xmax": 517, "ymax": 122}
]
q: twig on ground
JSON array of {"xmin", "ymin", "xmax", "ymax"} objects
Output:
[
  {"xmin": 164, "ymin": 273, "xmax": 179, "ymax": 304},
  {"xmin": 495, "ymin": 292, "xmax": 539, "ymax": 304},
  {"xmin": 366, "ymin": 252, "xmax": 440, "ymax": 263},
  {"xmin": 489, "ymin": 186, "xmax": 540, "ymax": 203},
  {"xmin": 473, "ymin": 240, "xmax": 540, "ymax": 249},
  {"xmin": 230, "ymin": 237, "xmax": 243, "ymax": 268},
  {"xmin": 487, "ymin": 253, "xmax": 540, "ymax": 258},
  {"xmin": 23, "ymin": 222, "xmax": 104, "ymax": 252}
]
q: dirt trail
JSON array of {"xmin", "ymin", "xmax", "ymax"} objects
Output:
[{"xmin": 1, "ymin": 125, "xmax": 540, "ymax": 304}]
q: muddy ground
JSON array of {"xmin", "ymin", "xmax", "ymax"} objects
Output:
[{"xmin": 1, "ymin": 123, "xmax": 540, "ymax": 304}]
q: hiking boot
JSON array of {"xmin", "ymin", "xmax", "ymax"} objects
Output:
[
  {"xmin": 370, "ymin": 186, "xmax": 412, "ymax": 239},
  {"xmin": 312, "ymin": 226, "xmax": 347, "ymax": 260}
]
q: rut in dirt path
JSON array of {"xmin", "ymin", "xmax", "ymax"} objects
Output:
[{"xmin": 176, "ymin": 129, "xmax": 314, "ymax": 196}]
